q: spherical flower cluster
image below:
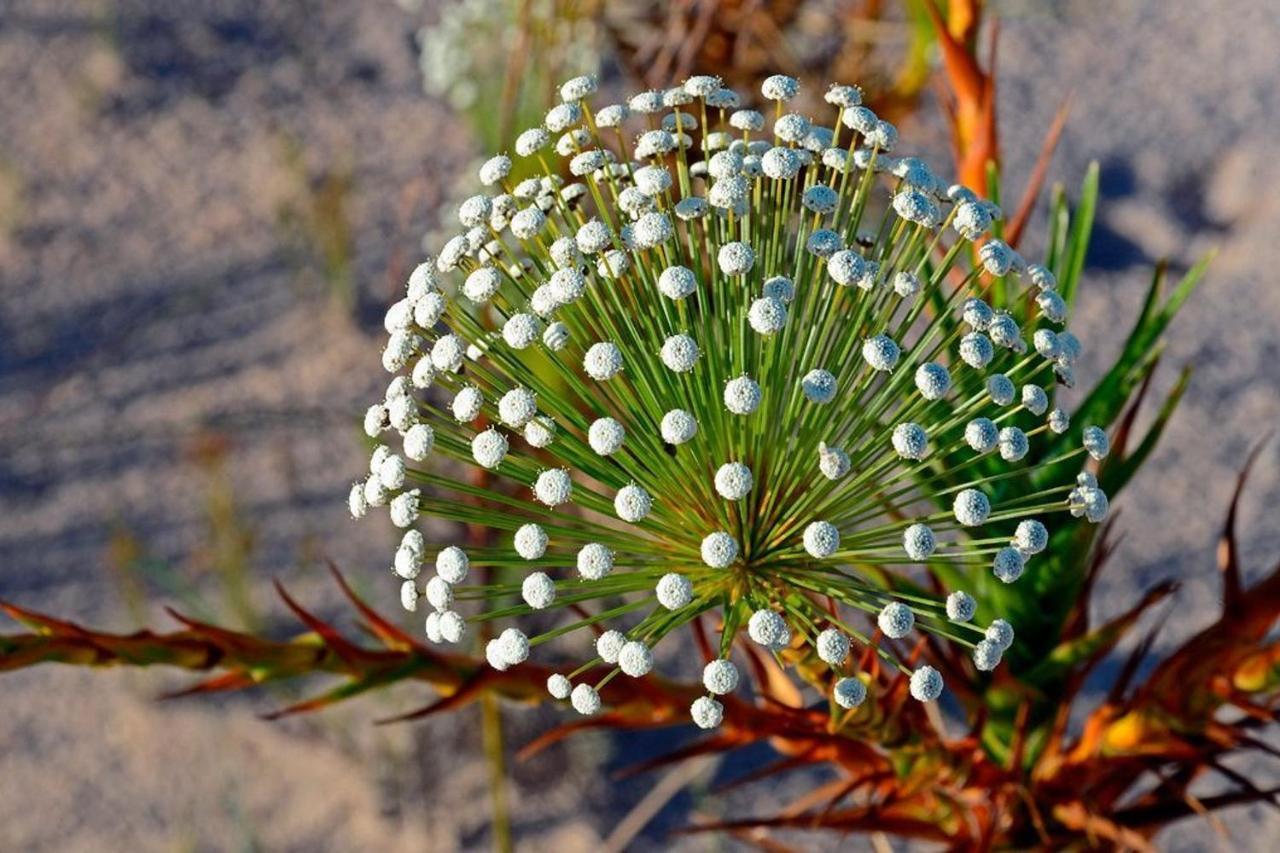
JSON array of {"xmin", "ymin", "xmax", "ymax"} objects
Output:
[{"xmin": 354, "ymin": 73, "xmax": 1108, "ymax": 727}]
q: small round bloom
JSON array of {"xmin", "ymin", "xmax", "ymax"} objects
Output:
[
  {"xmin": 656, "ymin": 573, "xmax": 693, "ymax": 610},
  {"xmin": 478, "ymin": 155, "xmax": 512, "ymax": 186},
  {"xmin": 815, "ymin": 628, "xmax": 850, "ymax": 666},
  {"xmin": 804, "ymin": 520, "xmax": 840, "ymax": 558},
  {"xmin": 893, "ymin": 189, "xmax": 940, "ymax": 227},
  {"xmin": 403, "ymin": 423, "xmax": 435, "ymax": 461},
  {"xmin": 903, "ymin": 523, "xmax": 936, "ymax": 560},
  {"xmin": 1083, "ymin": 426, "xmax": 1110, "ymax": 460},
  {"xmin": 389, "ymin": 490, "xmax": 420, "ymax": 528},
  {"xmin": 729, "ymin": 109, "xmax": 765, "ymax": 131},
  {"xmin": 515, "ymin": 127, "xmax": 550, "ymax": 157},
  {"xmin": 549, "ymin": 268, "xmax": 586, "ymax": 304},
  {"xmin": 424, "ymin": 576, "xmax": 453, "ymax": 611},
  {"xmin": 658, "ymin": 265, "xmax": 697, "ymax": 300},
  {"xmin": 748, "ymin": 297, "xmax": 787, "ymax": 335},
  {"xmin": 661, "ymin": 334, "xmax": 700, "ymax": 372},
  {"xmin": 435, "ymin": 546, "xmax": 469, "ymax": 584},
  {"xmin": 577, "ymin": 543, "xmax": 614, "ymax": 580},
  {"xmin": 953, "ymin": 489, "xmax": 991, "ymax": 526},
  {"xmin": 714, "ymin": 462, "xmax": 753, "ymax": 500},
  {"xmin": 946, "ymin": 591, "xmax": 977, "ymax": 622},
  {"xmin": 828, "ymin": 250, "xmax": 866, "ymax": 286},
  {"xmin": 521, "ymin": 572, "xmax": 556, "ymax": 609},
  {"xmin": 559, "ymin": 74, "xmax": 597, "ymax": 102},
  {"xmin": 802, "ymin": 369, "xmax": 837, "ymax": 404},
  {"xmin": 724, "ymin": 375, "xmax": 762, "ymax": 415},
  {"xmin": 761, "ymin": 74, "xmax": 800, "ymax": 101},
  {"xmin": 584, "ymin": 342, "xmax": 624, "ymax": 380},
  {"xmin": 1034, "ymin": 329, "xmax": 1061, "ymax": 360},
  {"xmin": 892, "ymin": 422, "xmax": 929, "ymax": 460},
  {"xmin": 661, "ymin": 409, "xmax": 698, "ymax": 445},
  {"xmin": 963, "ymin": 418, "xmax": 997, "ymax": 454},
  {"xmin": 410, "ymin": 356, "xmax": 436, "ymax": 390},
  {"xmin": 348, "ymin": 483, "xmax": 368, "ymax": 519},
  {"xmin": 959, "ymin": 332, "xmax": 994, "ymax": 369},
  {"xmin": 393, "ymin": 546, "xmax": 421, "ymax": 580},
  {"xmin": 498, "ymin": 387, "xmax": 537, "ymax": 428},
  {"xmin": 1029, "ymin": 264, "xmax": 1058, "ymax": 290},
  {"xmin": 534, "ymin": 468, "xmax": 573, "ymax": 506},
  {"xmin": 595, "ymin": 629, "xmax": 627, "ymax": 664},
  {"xmin": 757, "ymin": 145, "xmax": 798, "ymax": 178},
  {"xmin": 547, "ymin": 673, "xmax": 572, "ymax": 699},
  {"xmin": 431, "ymin": 334, "xmax": 466, "ymax": 373},
  {"xmin": 1048, "ymin": 408, "xmax": 1071, "ymax": 434},
  {"xmin": 910, "ymin": 665, "xmax": 944, "ymax": 701},
  {"xmin": 718, "ymin": 242, "xmax": 755, "ymax": 276},
  {"xmin": 802, "ymin": 185, "xmax": 839, "ymax": 214},
  {"xmin": 438, "ymin": 611, "xmax": 466, "ymax": 644},
  {"xmin": 992, "ymin": 546, "xmax": 1026, "ymax": 583},
  {"xmin": 614, "ymin": 483, "xmax": 653, "ymax": 523},
  {"xmin": 1022, "ymin": 385, "xmax": 1049, "ymax": 416},
  {"xmin": 571, "ymin": 683, "xmax": 601, "ymax": 715},
  {"xmin": 542, "ymin": 321, "xmax": 569, "ymax": 351},
  {"xmin": 1070, "ymin": 485, "xmax": 1110, "ymax": 523},
  {"xmin": 862, "ymin": 334, "xmax": 900, "ymax": 371},
  {"xmin": 701, "ymin": 531, "xmax": 739, "ymax": 568},
  {"xmin": 878, "ymin": 601, "xmax": 915, "ymax": 639},
  {"xmin": 825, "ymin": 83, "xmax": 863, "ymax": 107},
  {"xmin": 1037, "ymin": 290, "xmax": 1068, "ymax": 324},
  {"xmin": 587, "ymin": 417, "xmax": 626, "ymax": 456},
  {"xmin": 545, "ymin": 102, "xmax": 582, "ymax": 132},
  {"xmin": 989, "ymin": 313, "xmax": 1023, "ymax": 350},
  {"xmin": 524, "ymin": 416, "xmax": 556, "ymax": 448},
  {"xmin": 833, "ymin": 677, "xmax": 867, "ymax": 709},
  {"xmin": 400, "ymin": 580, "xmax": 418, "ymax": 612},
  {"xmin": 748, "ymin": 610, "xmax": 791, "ymax": 650},
  {"xmin": 1014, "ymin": 519, "xmax": 1049, "ymax": 555},
  {"xmin": 514, "ymin": 523, "xmax": 547, "ymax": 560},
  {"xmin": 619, "ymin": 641, "xmax": 653, "ymax": 677},
  {"xmin": 986, "ymin": 619, "xmax": 1015, "ymax": 651},
  {"xmin": 691, "ymin": 696, "xmax": 724, "ymax": 729},
  {"xmin": 703, "ymin": 659, "xmax": 740, "ymax": 695},
  {"xmin": 576, "ymin": 218, "xmax": 612, "ymax": 254},
  {"xmin": 973, "ymin": 639, "xmax": 1003, "ymax": 672},
  {"xmin": 378, "ymin": 454, "xmax": 407, "ymax": 490},
  {"xmin": 953, "ymin": 201, "xmax": 992, "ymax": 240},
  {"xmin": 819, "ymin": 442, "xmax": 850, "ymax": 480},
  {"xmin": 472, "ymin": 428, "xmax": 509, "ymax": 469},
  {"xmin": 987, "ymin": 374, "xmax": 1016, "ymax": 406},
  {"xmin": 759, "ymin": 278, "xmax": 794, "ymax": 307},
  {"xmin": 979, "ymin": 239, "xmax": 1015, "ymax": 276},
  {"xmin": 998, "ymin": 426, "xmax": 1030, "ymax": 462},
  {"xmin": 915, "ymin": 362, "xmax": 952, "ymax": 400}
]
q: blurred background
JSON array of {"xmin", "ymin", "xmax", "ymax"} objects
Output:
[{"xmin": 1, "ymin": 0, "xmax": 1277, "ymax": 849}]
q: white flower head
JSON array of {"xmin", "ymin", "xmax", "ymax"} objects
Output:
[
  {"xmin": 701, "ymin": 531, "xmax": 739, "ymax": 568},
  {"xmin": 703, "ymin": 659, "xmax": 740, "ymax": 694},
  {"xmin": 714, "ymin": 462, "xmax": 753, "ymax": 500},
  {"xmin": 724, "ymin": 375, "xmax": 762, "ymax": 415},
  {"xmin": 661, "ymin": 409, "xmax": 698, "ymax": 445},
  {"xmin": 804, "ymin": 520, "xmax": 840, "ymax": 558},
  {"xmin": 834, "ymin": 677, "xmax": 867, "ymax": 709},
  {"xmin": 355, "ymin": 72, "xmax": 1103, "ymax": 726},
  {"xmin": 748, "ymin": 610, "xmax": 792, "ymax": 650},
  {"xmin": 946, "ymin": 591, "xmax": 977, "ymax": 622}
]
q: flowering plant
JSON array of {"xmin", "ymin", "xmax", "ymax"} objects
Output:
[{"xmin": 353, "ymin": 72, "xmax": 1113, "ymax": 725}]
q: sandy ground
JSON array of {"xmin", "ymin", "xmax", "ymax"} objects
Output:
[{"xmin": 0, "ymin": 0, "xmax": 1277, "ymax": 849}]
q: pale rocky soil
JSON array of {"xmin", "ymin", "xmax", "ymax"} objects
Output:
[{"xmin": 0, "ymin": 0, "xmax": 1276, "ymax": 850}]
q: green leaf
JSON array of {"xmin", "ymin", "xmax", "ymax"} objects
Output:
[{"xmin": 1058, "ymin": 161, "xmax": 1098, "ymax": 308}]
